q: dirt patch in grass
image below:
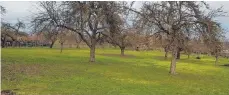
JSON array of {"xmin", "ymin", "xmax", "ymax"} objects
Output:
[
  {"xmin": 2, "ymin": 63, "xmax": 42, "ymax": 81},
  {"xmin": 100, "ymin": 54, "xmax": 136, "ymax": 58}
]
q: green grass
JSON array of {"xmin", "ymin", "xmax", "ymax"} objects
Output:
[{"xmin": 1, "ymin": 47, "xmax": 229, "ymax": 95}]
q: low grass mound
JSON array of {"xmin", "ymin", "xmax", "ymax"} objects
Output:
[{"xmin": 1, "ymin": 48, "xmax": 229, "ymax": 95}]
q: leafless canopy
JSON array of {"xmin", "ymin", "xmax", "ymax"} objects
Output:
[{"xmin": 127, "ymin": 1, "xmax": 226, "ymax": 74}]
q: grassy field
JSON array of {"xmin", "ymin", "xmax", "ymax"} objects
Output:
[{"xmin": 1, "ymin": 48, "xmax": 229, "ymax": 95}]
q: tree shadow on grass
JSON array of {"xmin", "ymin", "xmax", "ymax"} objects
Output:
[
  {"xmin": 152, "ymin": 56, "xmax": 171, "ymax": 61},
  {"xmin": 178, "ymin": 58, "xmax": 215, "ymax": 65},
  {"xmin": 99, "ymin": 54, "xmax": 137, "ymax": 58},
  {"xmin": 221, "ymin": 64, "xmax": 229, "ymax": 67},
  {"xmin": 152, "ymin": 55, "xmax": 216, "ymax": 65}
]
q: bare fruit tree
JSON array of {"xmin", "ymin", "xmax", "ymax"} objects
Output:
[
  {"xmin": 31, "ymin": 18, "xmax": 59, "ymax": 48},
  {"xmin": 9, "ymin": 19, "xmax": 26, "ymax": 47},
  {"xmin": 74, "ymin": 32, "xmax": 82, "ymax": 48},
  {"xmin": 58, "ymin": 30, "xmax": 68, "ymax": 53},
  {"xmin": 201, "ymin": 21, "xmax": 224, "ymax": 65},
  {"xmin": 101, "ymin": 2, "xmax": 135, "ymax": 56},
  {"xmin": 34, "ymin": 1, "xmax": 113, "ymax": 62},
  {"xmin": 129, "ymin": 1, "xmax": 225, "ymax": 74},
  {"xmin": 1, "ymin": 22, "xmax": 16, "ymax": 48}
]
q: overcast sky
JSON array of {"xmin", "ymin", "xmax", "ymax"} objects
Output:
[{"xmin": 1, "ymin": 1, "xmax": 229, "ymax": 38}]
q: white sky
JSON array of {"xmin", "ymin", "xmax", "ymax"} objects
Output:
[{"xmin": 1, "ymin": 1, "xmax": 229, "ymax": 38}]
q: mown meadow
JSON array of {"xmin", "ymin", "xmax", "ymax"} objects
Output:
[{"xmin": 1, "ymin": 48, "xmax": 229, "ymax": 95}]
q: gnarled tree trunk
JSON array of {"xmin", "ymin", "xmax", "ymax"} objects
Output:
[
  {"xmin": 60, "ymin": 42, "xmax": 63, "ymax": 53},
  {"xmin": 165, "ymin": 51, "xmax": 168, "ymax": 59},
  {"xmin": 49, "ymin": 41, "xmax": 55, "ymax": 48},
  {"xmin": 176, "ymin": 50, "xmax": 181, "ymax": 59},
  {"xmin": 170, "ymin": 48, "xmax": 177, "ymax": 74},
  {"xmin": 89, "ymin": 38, "xmax": 96, "ymax": 62},
  {"xmin": 215, "ymin": 55, "xmax": 219, "ymax": 66},
  {"xmin": 89, "ymin": 45, "xmax": 95, "ymax": 62},
  {"xmin": 76, "ymin": 43, "xmax": 80, "ymax": 48},
  {"xmin": 120, "ymin": 47, "xmax": 125, "ymax": 56},
  {"xmin": 164, "ymin": 46, "xmax": 169, "ymax": 59}
]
